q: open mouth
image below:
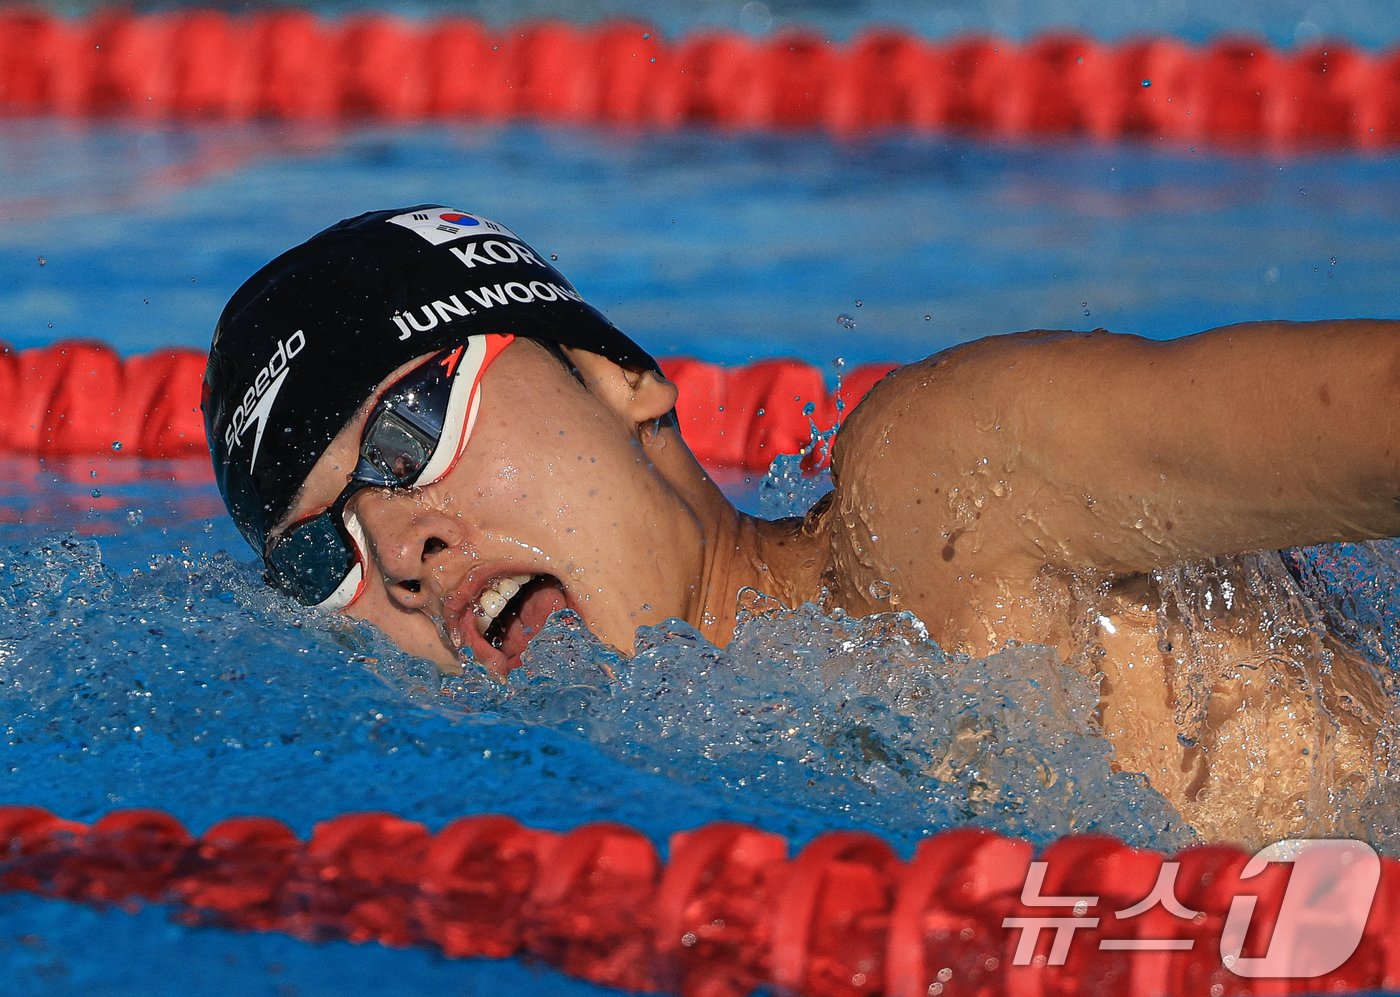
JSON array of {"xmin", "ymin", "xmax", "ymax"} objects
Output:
[{"xmin": 463, "ymin": 572, "xmax": 571, "ymax": 672}]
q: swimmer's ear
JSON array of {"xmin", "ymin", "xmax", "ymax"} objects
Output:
[{"xmin": 561, "ymin": 346, "xmax": 678, "ymax": 426}]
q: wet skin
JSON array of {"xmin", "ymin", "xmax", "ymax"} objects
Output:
[
  {"xmin": 816, "ymin": 320, "xmax": 1399, "ymax": 842},
  {"xmin": 281, "ymin": 321, "xmax": 1400, "ymax": 841},
  {"xmin": 280, "ymin": 339, "xmax": 825, "ymax": 676}
]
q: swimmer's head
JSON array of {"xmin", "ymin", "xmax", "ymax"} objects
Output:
[{"xmin": 203, "ymin": 206, "xmax": 658, "ymax": 596}]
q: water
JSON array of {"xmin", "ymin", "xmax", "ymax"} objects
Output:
[
  {"xmin": 0, "ymin": 457, "xmax": 1188, "ymax": 850},
  {"xmin": 2, "ymin": 5, "xmax": 1400, "ymax": 992},
  {"xmin": 17, "ymin": 460, "xmax": 1390, "ymax": 851},
  {"xmin": 1, "ymin": 451, "xmax": 1397, "ymax": 995},
  {"xmin": 27, "ymin": 0, "xmax": 1400, "ymax": 50},
  {"xmin": 3, "ymin": 124, "xmax": 1399, "ymax": 366}
]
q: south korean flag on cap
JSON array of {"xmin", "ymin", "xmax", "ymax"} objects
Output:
[{"xmin": 386, "ymin": 207, "xmax": 520, "ymax": 247}]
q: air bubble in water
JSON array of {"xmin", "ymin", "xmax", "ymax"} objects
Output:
[
  {"xmin": 36, "ymin": 256, "xmax": 47, "ymax": 267},
  {"xmin": 111, "ymin": 441, "xmax": 122, "ymax": 452},
  {"xmin": 91, "ymin": 489, "xmax": 101, "ymax": 498},
  {"xmin": 836, "ymin": 313, "xmax": 856, "ymax": 330}
]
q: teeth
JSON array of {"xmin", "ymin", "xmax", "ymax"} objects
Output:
[{"xmin": 474, "ymin": 574, "xmax": 536, "ymax": 636}]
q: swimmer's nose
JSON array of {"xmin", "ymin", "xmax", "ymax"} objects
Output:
[{"xmin": 347, "ymin": 490, "xmax": 462, "ymax": 608}]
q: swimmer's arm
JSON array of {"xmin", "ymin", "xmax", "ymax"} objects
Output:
[
  {"xmin": 837, "ymin": 320, "xmax": 1400, "ymax": 579},
  {"xmin": 1034, "ymin": 319, "xmax": 1400, "ymax": 568}
]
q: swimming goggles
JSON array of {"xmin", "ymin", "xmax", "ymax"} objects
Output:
[{"xmin": 264, "ymin": 333, "xmax": 513, "ymax": 610}]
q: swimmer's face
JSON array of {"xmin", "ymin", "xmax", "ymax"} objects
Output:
[{"xmin": 279, "ymin": 339, "xmax": 699, "ymax": 675}]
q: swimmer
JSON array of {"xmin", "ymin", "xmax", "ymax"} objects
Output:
[{"xmin": 205, "ymin": 206, "xmax": 1399, "ymax": 843}]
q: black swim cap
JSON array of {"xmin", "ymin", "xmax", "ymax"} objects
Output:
[{"xmin": 204, "ymin": 205, "xmax": 658, "ymax": 558}]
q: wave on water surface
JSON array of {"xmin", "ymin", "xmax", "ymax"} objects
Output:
[{"xmin": 1, "ymin": 456, "xmax": 1396, "ymax": 859}]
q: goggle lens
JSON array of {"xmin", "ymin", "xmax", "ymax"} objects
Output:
[
  {"xmin": 361, "ymin": 408, "xmax": 436, "ymax": 484},
  {"xmin": 265, "ymin": 502, "xmax": 361, "ymax": 607}
]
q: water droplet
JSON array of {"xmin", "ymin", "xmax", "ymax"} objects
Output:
[
  {"xmin": 1329, "ymin": 256, "xmax": 1338, "ymax": 266},
  {"xmin": 1141, "ymin": 78, "xmax": 1151, "ymax": 87},
  {"xmin": 802, "ymin": 401, "xmax": 816, "ymax": 417},
  {"xmin": 854, "ymin": 299, "xmax": 863, "ymax": 307},
  {"xmin": 923, "ymin": 313, "xmax": 932, "ymax": 321},
  {"xmin": 642, "ymin": 32, "xmax": 650, "ymax": 39},
  {"xmin": 91, "ymin": 488, "xmax": 101, "ymax": 498},
  {"xmin": 756, "ymin": 407, "xmax": 766, "ymax": 417},
  {"xmin": 126, "ymin": 509, "xmax": 144, "ymax": 526},
  {"xmin": 89, "ymin": 470, "xmax": 98, "ymax": 479},
  {"xmin": 550, "ymin": 253, "xmax": 558, "ymax": 261},
  {"xmin": 836, "ymin": 313, "xmax": 856, "ymax": 330},
  {"xmin": 111, "ymin": 441, "xmax": 122, "ymax": 451},
  {"xmin": 649, "ymin": 57, "xmax": 656, "ymax": 63},
  {"xmin": 190, "ymin": 276, "xmax": 197, "ymax": 283},
  {"xmin": 36, "ymin": 256, "xmax": 46, "ymax": 266}
]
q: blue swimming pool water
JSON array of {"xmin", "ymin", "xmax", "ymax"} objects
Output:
[
  {"xmin": 36, "ymin": 0, "xmax": 1400, "ymax": 50},
  {"xmin": 4, "ymin": 122, "xmax": 1400, "ymax": 367},
  {"xmin": 2, "ymin": 6, "xmax": 1400, "ymax": 995}
]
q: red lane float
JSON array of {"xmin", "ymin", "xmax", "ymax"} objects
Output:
[
  {"xmin": 1, "ymin": 11, "xmax": 1398, "ymax": 147},
  {"xmin": 0, "ymin": 340, "xmax": 896, "ymax": 472},
  {"xmin": 0, "ymin": 341, "xmax": 207, "ymax": 458},
  {"xmin": 2, "ymin": 805, "xmax": 1398, "ymax": 997}
]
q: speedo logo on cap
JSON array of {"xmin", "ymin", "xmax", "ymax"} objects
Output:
[
  {"xmin": 386, "ymin": 208, "xmax": 519, "ymax": 247},
  {"xmin": 224, "ymin": 329, "xmax": 305, "ymax": 472}
]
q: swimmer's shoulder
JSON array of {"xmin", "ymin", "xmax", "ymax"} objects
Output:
[
  {"xmin": 830, "ymin": 328, "xmax": 1125, "ymax": 479},
  {"xmin": 818, "ymin": 329, "xmax": 1152, "ymax": 618},
  {"xmin": 815, "ymin": 332, "xmax": 1109, "ymax": 624}
]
